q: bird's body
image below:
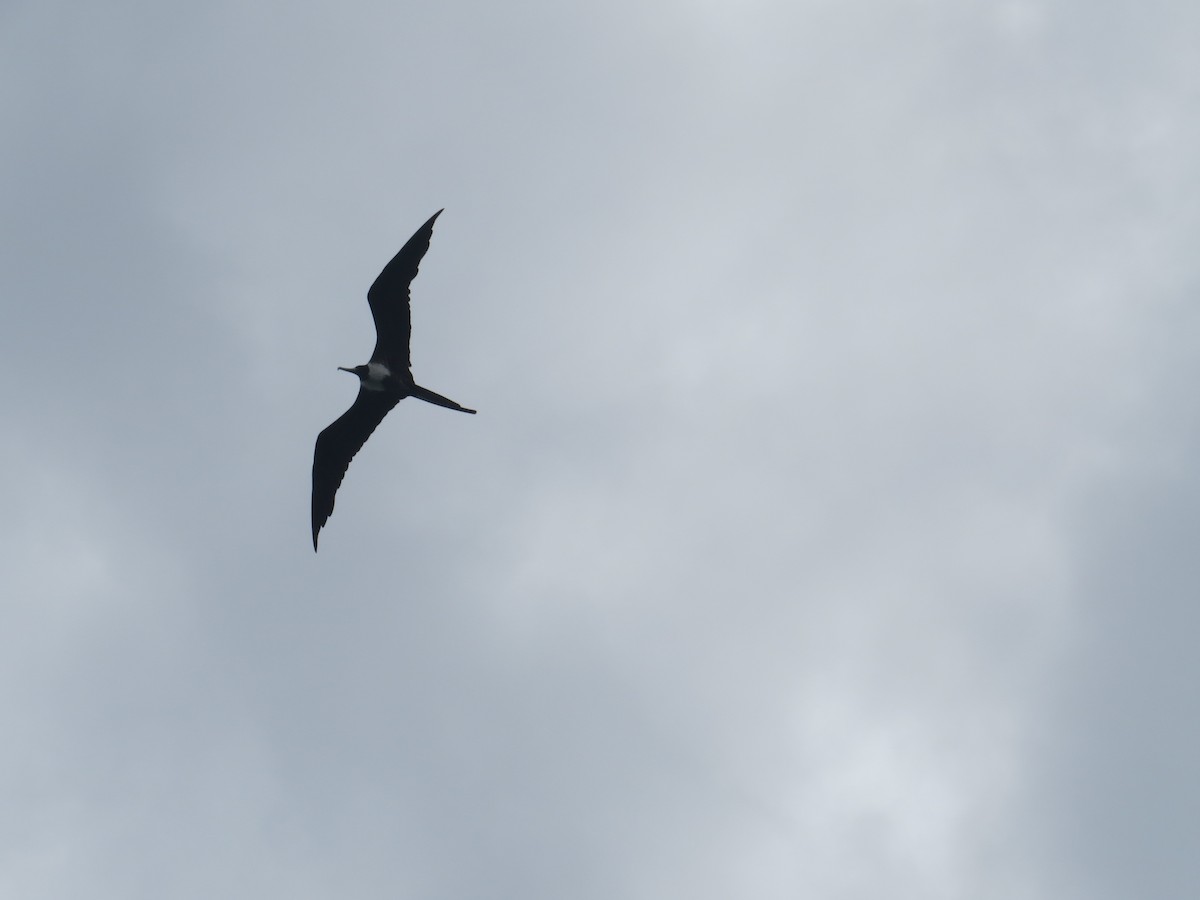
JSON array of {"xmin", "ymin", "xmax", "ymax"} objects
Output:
[
  {"xmin": 311, "ymin": 209, "xmax": 475, "ymax": 551},
  {"xmin": 352, "ymin": 362, "xmax": 394, "ymax": 391}
]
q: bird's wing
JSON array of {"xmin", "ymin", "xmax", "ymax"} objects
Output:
[
  {"xmin": 366, "ymin": 209, "xmax": 443, "ymax": 373},
  {"xmin": 311, "ymin": 389, "xmax": 401, "ymax": 550}
]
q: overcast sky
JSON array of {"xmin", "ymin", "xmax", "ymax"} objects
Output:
[{"xmin": 2, "ymin": 1, "xmax": 1198, "ymax": 897}]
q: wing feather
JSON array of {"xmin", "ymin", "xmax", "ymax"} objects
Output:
[
  {"xmin": 311, "ymin": 390, "xmax": 401, "ymax": 550},
  {"xmin": 366, "ymin": 209, "xmax": 443, "ymax": 372}
]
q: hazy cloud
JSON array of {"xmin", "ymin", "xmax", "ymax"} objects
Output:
[{"xmin": 2, "ymin": 1, "xmax": 1197, "ymax": 897}]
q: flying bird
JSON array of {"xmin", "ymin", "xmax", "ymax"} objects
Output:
[{"xmin": 311, "ymin": 209, "xmax": 475, "ymax": 550}]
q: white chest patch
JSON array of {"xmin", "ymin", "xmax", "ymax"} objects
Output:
[{"xmin": 362, "ymin": 362, "xmax": 391, "ymax": 391}]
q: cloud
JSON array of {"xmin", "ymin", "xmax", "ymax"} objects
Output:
[{"xmin": 1, "ymin": 1, "xmax": 1198, "ymax": 897}]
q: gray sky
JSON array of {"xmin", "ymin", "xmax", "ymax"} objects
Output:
[{"xmin": 2, "ymin": 1, "xmax": 1198, "ymax": 897}]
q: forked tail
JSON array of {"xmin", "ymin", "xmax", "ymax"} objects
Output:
[{"xmin": 411, "ymin": 384, "xmax": 477, "ymax": 414}]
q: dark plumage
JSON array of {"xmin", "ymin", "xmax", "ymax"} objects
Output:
[{"xmin": 311, "ymin": 210, "xmax": 475, "ymax": 550}]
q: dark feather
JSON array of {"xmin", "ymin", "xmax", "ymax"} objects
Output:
[
  {"xmin": 311, "ymin": 389, "xmax": 401, "ymax": 549},
  {"xmin": 366, "ymin": 208, "xmax": 443, "ymax": 372}
]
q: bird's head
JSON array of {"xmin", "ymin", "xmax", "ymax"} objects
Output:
[{"xmin": 337, "ymin": 365, "xmax": 368, "ymax": 379}]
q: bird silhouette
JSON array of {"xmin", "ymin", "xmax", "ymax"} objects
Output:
[{"xmin": 311, "ymin": 209, "xmax": 475, "ymax": 550}]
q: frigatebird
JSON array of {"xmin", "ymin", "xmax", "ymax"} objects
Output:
[{"xmin": 311, "ymin": 209, "xmax": 475, "ymax": 550}]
